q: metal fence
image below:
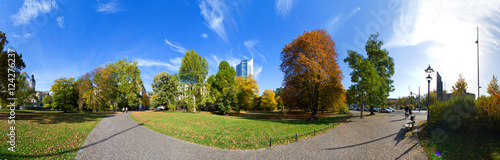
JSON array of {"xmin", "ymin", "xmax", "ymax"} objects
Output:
[{"xmin": 269, "ymin": 122, "xmax": 340, "ymax": 147}]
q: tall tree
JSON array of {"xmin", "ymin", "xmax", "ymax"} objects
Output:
[
  {"xmin": 50, "ymin": 77, "xmax": 78, "ymax": 112},
  {"xmin": 235, "ymin": 75, "xmax": 259, "ymax": 113},
  {"xmin": 274, "ymin": 87, "xmax": 284, "ymax": 98},
  {"xmin": 0, "ymin": 31, "xmax": 26, "ymax": 105},
  {"xmin": 261, "ymin": 89, "xmax": 277, "ymax": 111},
  {"xmin": 107, "ymin": 59, "xmax": 143, "ymax": 107},
  {"xmin": 276, "ymin": 96, "xmax": 284, "ymax": 110},
  {"xmin": 487, "ymin": 75, "xmax": 499, "ymax": 96},
  {"xmin": 214, "ymin": 60, "xmax": 237, "ymax": 114},
  {"xmin": 179, "ymin": 50, "xmax": 209, "ymax": 112},
  {"xmin": 206, "ymin": 74, "xmax": 218, "ymax": 111},
  {"xmin": 452, "ymin": 73, "xmax": 468, "ymax": 96},
  {"xmin": 344, "ymin": 33, "xmax": 394, "ymax": 116},
  {"xmin": 14, "ymin": 72, "xmax": 36, "ymax": 107},
  {"xmin": 365, "ymin": 33, "xmax": 395, "ymax": 114},
  {"xmin": 280, "ymin": 29, "xmax": 345, "ymax": 120},
  {"xmin": 344, "ymin": 50, "xmax": 380, "ymax": 118},
  {"xmin": 93, "ymin": 66, "xmax": 117, "ymax": 112},
  {"xmin": 152, "ymin": 71, "xmax": 179, "ymax": 107}
]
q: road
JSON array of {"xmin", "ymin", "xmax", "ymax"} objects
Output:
[{"xmin": 76, "ymin": 110, "xmax": 427, "ymax": 159}]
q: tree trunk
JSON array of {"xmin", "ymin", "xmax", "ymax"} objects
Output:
[
  {"xmin": 370, "ymin": 105, "xmax": 375, "ymax": 115},
  {"xmin": 360, "ymin": 103, "xmax": 364, "ymax": 119}
]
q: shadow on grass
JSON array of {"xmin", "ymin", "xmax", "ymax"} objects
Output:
[
  {"xmin": 419, "ymin": 124, "xmax": 500, "ymax": 160},
  {"xmin": 1, "ymin": 121, "xmax": 146, "ymax": 159},
  {"xmin": 229, "ymin": 111, "xmax": 351, "ymax": 125},
  {"xmin": 0, "ymin": 112, "xmax": 113, "ymax": 124},
  {"xmin": 324, "ymin": 132, "xmax": 397, "ymax": 150}
]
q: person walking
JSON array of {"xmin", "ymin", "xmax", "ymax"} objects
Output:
[
  {"xmin": 125, "ymin": 107, "xmax": 128, "ymax": 113},
  {"xmin": 122, "ymin": 107, "xmax": 125, "ymax": 113}
]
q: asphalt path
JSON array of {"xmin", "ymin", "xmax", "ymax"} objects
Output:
[{"xmin": 76, "ymin": 110, "xmax": 427, "ymax": 160}]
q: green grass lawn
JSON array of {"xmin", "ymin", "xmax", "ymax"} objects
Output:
[
  {"xmin": 0, "ymin": 109, "xmax": 111, "ymax": 159},
  {"xmin": 130, "ymin": 111, "xmax": 350, "ymax": 150},
  {"xmin": 418, "ymin": 121, "xmax": 500, "ymax": 160}
]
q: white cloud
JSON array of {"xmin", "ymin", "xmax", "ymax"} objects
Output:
[
  {"xmin": 56, "ymin": 16, "xmax": 65, "ymax": 28},
  {"xmin": 388, "ymin": 0, "xmax": 500, "ymax": 96},
  {"xmin": 244, "ymin": 39, "xmax": 267, "ymax": 63},
  {"xmin": 199, "ymin": 0, "xmax": 230, "ymax": 42},
  {"xmin": 253, "ymin": 65, "xmax": 263, "ymax": 80},
  {"xmin": 211, "ymin": 54, "xmax": 221, "ymax": 64},
  {"xmin": 275, "ymin": 0, "xmax": 293, "ymax": 17},
  {"xmin": 325, "ymin": 7, "xmax": 361, "ymax": 34},
  {"xmin": 164, "ymin": 39, "xmax": 187, "ymax": 54},
  {"xmin": 201, "ymin": 33, "xmax": 208, "ymax": 39},
  {"xmin": 96, "ymin": 1, "xmax": 121, "ymax": 15},
  {"xmin": 135, "ymin": 58, "xmax": 181, "ymax": 72},
  {"xmin": 10, "ymin": 0, "xmax": 58, "ymax": 26},
  {"xmin": 12, "ymin": 33, "xmax": 32, "ymax": 39}
]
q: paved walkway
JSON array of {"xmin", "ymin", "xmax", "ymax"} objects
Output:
[{"xmin": 76, "ymin": 110, "xmax": 427, "ymax": 160}]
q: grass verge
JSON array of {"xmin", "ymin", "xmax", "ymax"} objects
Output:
[
  {"xmin": 417, "ymin": 121, "xmax": 500, "ymax": 160},
  {"xmin": 130, "ymin": 111, "xmax": 350, "ymax": 150},
  {"xmin": 0, "ymin": 109, "xmax": 111, "ymax": 159}
]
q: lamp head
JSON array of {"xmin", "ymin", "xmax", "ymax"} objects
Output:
[{"xmin": 425, "ymin": 65, "xmax": 434, "ymax": 74}]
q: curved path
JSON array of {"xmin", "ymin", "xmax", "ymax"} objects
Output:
[{"xmin": 76, "ymin": 110, "xmax": 427, "ymax": 159}]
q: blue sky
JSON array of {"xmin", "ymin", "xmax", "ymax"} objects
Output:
[{"xmin": 2, "ymin": 0, "xmax": 500, "ymax": 98}]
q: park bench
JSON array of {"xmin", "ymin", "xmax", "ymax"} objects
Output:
[{"xmin": 404, "ymin": 115, "xmax": 415, "ymax": 131}]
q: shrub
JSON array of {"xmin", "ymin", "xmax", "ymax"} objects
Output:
[
  {"xmin": 429, "ymin": 95, "xmax": 478, "ymax": 131},
  {"xmin": 476, "ymin": 95, "xmax": 500, "ymax": 133}
]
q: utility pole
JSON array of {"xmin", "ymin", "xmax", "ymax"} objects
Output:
[
  {"xmin": 476, "ymin": 26, "xmax": 480, "ymax": 98},
  {"xmin": 418, "ymin": 86, "xmax": 421, "ymax": 112}
]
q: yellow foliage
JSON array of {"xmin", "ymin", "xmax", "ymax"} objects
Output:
[{"xmin": 261, "ymin": 89, "xmax": 277, "ymax": 110}]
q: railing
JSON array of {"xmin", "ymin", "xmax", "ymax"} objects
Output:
[{"xmin": 269, "ymin": 122, "xmax": 341, "ymax": 147}]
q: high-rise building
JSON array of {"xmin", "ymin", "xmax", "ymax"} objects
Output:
[{"xmin": 236, "ymin": 58, "xmax": 253, "ymax": 78}]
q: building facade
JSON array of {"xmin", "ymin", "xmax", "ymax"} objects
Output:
[{"xmin": 236, "ymin": 58, "xmax": 253, "ymax": 78}]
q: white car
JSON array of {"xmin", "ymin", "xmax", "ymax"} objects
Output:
[{"xmin": 156, "ymin": 106, "xmax": 165, "ymax": 110}]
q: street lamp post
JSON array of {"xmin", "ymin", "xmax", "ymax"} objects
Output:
[{"xmin": 425, "ymin": 65, "xmax": 434, "ymax": 122}]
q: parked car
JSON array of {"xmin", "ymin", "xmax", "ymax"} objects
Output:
[
  {"xmin": 373, "ymin": 107, "xmax": 380, "ymax": 112},
  {"xmin": 387, "ymin": 107, "xmax": 395, "ymax": 112},
  {"xmin": 156, "ymin": 106, "xmax": 165, "ymax": 110},
  {"xmin": 380, "ymin": 108, "xmax": 392, "ymax": 113}
]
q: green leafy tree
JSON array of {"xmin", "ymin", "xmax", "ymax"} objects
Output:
[
  {"xmin": 107, "ymin": 59, "xmax": 143, "ymax": 108},
  {"xmin": 152, "ymin": 71, "xmax": 180, "ymax": 107},
  {"xmin": 214, "ymin": 60, "xmax": 237, "ymax": 114},
  {"xmin": 487, "ymin": 75, "xmax": 499, "ymax": 96},
  {"xmin": 179, "ymin": 50, "xmax": 209, "ymax": 112},
  {"xmin": 0, "ymin": 31, "xmax": 27, "ymax": 105},
  {"xmin": 261, "ymin": 89, "xmax": 277, "ymax": 110},
  {"xmin": 274, "ymin": 87, "xmax": 283, "ymax": 98},
  {"xmin": 14, "ymin": 72, "xmax": 36, "ymax": 107},
  {"xmin": 42, "ymin": 94, "xmax": 52, "ymax": 109},
  {"xmin": 452, "ymin": 73, "xmax": 468, "ymax": 96},
  {"xmin": 206, "ymin": 74, "xmax": 219, "ymax": 111},
  {"xmin": 50, "ymin": 77, "xmax": 78, "ymax": 112},
  {"xmin": 344, "ymin": 50, "xmax": 380, "ymax": 118},
  {"xmin": 365, "ymin": 33, "xmax": 395, "ymax": 114},
  {"xmin": 76, "ymin": 77, "xmax": 93, "ymax": 112},
  {"xmin": 93, "ymin": 66, "xmax": 118, "ymax": 112},
  {"xmin": 344, "ymin": 33, "xmax": 394, "ymax": 116}
]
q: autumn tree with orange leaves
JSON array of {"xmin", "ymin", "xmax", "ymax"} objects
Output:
[{"xmin": 279, "ymin": 29, "xmax": 345, "ymax": 120}]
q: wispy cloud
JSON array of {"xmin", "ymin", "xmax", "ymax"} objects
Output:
[
  {"xmin": 12, "ymin": 33, "xmax": 32, "ymax": 39},
  {"xmin": 244, "ymin": 39, "xmax": 267, "ymax": 63},
  {"xmin": 325, "ymin": 7, "xmax": 360, "ymax": 34},
  {"xmin": 199, "ymin": 0, "xmax": 230, "ymax": 42},
  {"xmin": 135, "ymin": 58, "xmax": 182, "ymax": 72},
  {"xmin": 201, "ymin": 33, "xmax": 208, "ymax": 39},
  {"xmin": 10, "ymin": 0, "xmax": 58, "ymax": 26},
  {"xmin": 96, "ymin": 1, "xmax": 121, "ymax": 15},
  {"xmin": 56, "ymin": 16, "xmax": 65, "ymax": 28},
  {"xmin": 275, "ymin": 0, "xmax": 293, "ymax": 17},
  {"xmin": 253, "ymin": 65, "xmax": 263, "ymax": 79},
  {"xmin": 164, "ymin": 39, "xmax": 187, "ymax": 54}
]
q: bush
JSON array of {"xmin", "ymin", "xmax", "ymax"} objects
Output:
[
  {"xmin": 338, "ymin": 103, "xmax": 349, "ymax": 114},
  {"xmin": 167, "ymin": 103, "xmax": 176, "ymax": 111},
  {"xmin": 429, "ymin": 95, "xmax": 478, "ymax": 131},
  {"xmin": 476, "ymin": 95, "xmax": 500, "ymax": 133}
]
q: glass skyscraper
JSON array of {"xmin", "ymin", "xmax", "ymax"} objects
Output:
[{"xmin": 236, "ymin": 58, "xmax": 253, "ymax": 78}]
